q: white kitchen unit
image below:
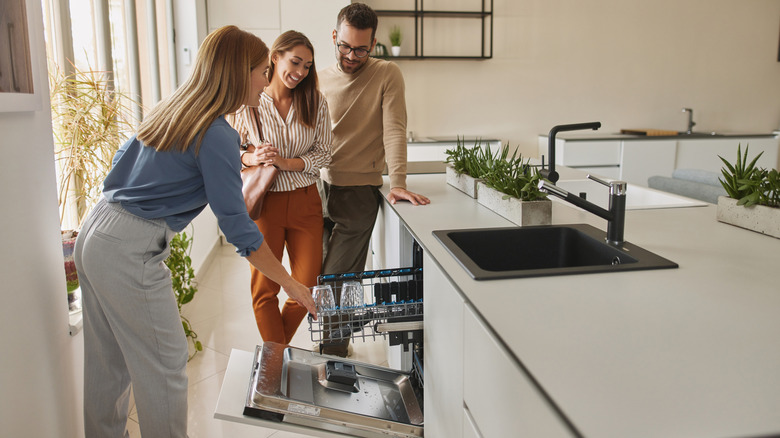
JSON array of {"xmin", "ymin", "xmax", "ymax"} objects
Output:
[
  {"xmin": 374, "ymin": 170, "xmax": 780, "ymax": 437},
  {"xmin": 463, "ymin": 305, "xmax": 574, "ymax": 437},
  {"xmin": 216, "ymin": 166, "xmax": 780, "ymax": 437},
  {"xmin": 537, "ymin": 137, "xmax": 624, "ymax": 180},
  {"xmin": 675, "ymin": 136, "xmax": 778, "ymax": 173},
  {"xmin": 421, "ymin": 250, "xmax": 467, "ymax": 438},
  {"xmin": 538, "ymin": 133, "xmax": 779, "ymax": 186}
]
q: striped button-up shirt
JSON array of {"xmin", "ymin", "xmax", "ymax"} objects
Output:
[{"xmin": 257, "ymin": 91, "xmax": 332, "ymax": 192}]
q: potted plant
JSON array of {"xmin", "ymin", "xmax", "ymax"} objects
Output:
[
  {"xmin": 716, "ymin": 144, "xmax": 780, "ymax": 238},
  {"xmin": 444, "ymin": 137, "xmax": 490, "ymax": 197},
  {"xmin": 476, "ymin": 146, "xmax": 552, "ymax": 226},
  {"xmin": 165, "ymin": 229, "xmax": 203, "ymax": 360},
  {"xmin": 389, "ymin": 25, "xmax": 402, "ymax": 56},
  {"xmin": 49, "ymin": 64, "xmax": 137, "ymax": 309}
]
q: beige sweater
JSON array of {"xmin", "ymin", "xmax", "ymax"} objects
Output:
[{"xmin": 319, "ymin": 58, "xmax": 407, "ymax": 189}]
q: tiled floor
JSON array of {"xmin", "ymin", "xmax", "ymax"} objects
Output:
[{"xmin": 126, "ymin": 242, "xmax": 388, "ymax": 437}]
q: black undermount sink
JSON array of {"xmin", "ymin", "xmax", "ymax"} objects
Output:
[{"xmin": 432, "ymin": 224, "xmax": 678, "ymax": 280}]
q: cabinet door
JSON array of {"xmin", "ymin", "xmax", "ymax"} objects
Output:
[
  {"xmin": 463, "ymin": 305, "xmax": 574, "ymax": 437},
  {"xmin": 557, "ymin": 140, "xmax": 622, "ymax": 167},
  {"xmin": 676, "ymin": 137, "xmax": 779, "ymax": 173},
  {"xmin": 620, "ymin": 140, "xmax": 677, "ymax": 186},
  {"xmin": 463, "ymin": 406, "xmax": 483, "ymax": 438},
  {"xmin": 424, "ymin": 252, "xmax": 464, "ymax": 438}
]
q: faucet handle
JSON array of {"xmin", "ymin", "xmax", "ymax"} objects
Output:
[
  {"xmin": 586, "ymin": 174, "xmax": 611, "ymax": 187},
  {"xmin": 588, "ymin": 174, "xmax": 628, "ymax": 195}
]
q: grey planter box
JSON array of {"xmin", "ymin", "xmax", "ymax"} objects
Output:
[
  {"xmin": 476, "ymin": 182, "xmax": 552, "ymax": 226},
  {"xmin": 716, "ymin": 196, "xmax": 780, "ymax": 239},
  {"xmin": 445, "ymin": 164, "xmax": 480, "ymax": 198}
]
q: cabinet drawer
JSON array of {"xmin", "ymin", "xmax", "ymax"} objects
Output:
[
  {"xmin": 463, "ymin": 305, "xmax": 574, "ymax": 437},
  {"xmin": 556, "ymin": 140, "xmax": 621, "ymax": 166}
]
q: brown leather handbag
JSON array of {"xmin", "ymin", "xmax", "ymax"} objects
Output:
[{"xmin": 238, "ymin": 107, "xmax": 278, "ymax": 221}]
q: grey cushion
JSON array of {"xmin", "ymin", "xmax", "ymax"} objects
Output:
[
  {"xmin": 671, "ymin": 168, "xmax": 722, "ymax": 187},
  {"xmin": 647, "ymin": 175, "xmax": 727, "ymax": 204}
]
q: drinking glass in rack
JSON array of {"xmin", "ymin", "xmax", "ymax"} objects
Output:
[{"xmin": 339, "ymin": 281, "xmax": 364, "ymax": 309}]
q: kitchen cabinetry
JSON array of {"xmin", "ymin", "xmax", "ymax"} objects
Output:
[
  {"xmin": 538, "ymin": 138, "xmax": 623, "ymax": 180},
  {"xmin": 423, "ymin": 251, "xmax": 465, "ymax": 437},
  {"xmin": 675, "ymin": 137, "xmax": 777, "ymax": 172},
  {"xmin": 367, "ymin": 0, "xmax": 493, "ymax": 59},
  {"xmin": 421, "ymin": 250, "xmax": 575, "ymax": 437},
  {"xmin": 464, "ymin": 305, "xmax": 574, "ymax": 437},
  {"xmin": 538, "ymin": 134, "xmax": 779, "ymax": 186}
]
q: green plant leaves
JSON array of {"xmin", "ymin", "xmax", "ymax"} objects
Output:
[
  {"xmin": 445, "ymin": 138, "xmax": 548, "ymax": 201},
  {"xmin": 165, "ymin": 230, "xmax": 202, "ymax": 360},
  {"xmin": 718, "ymin": 144, "xmax": 778, "ymax": 208}
]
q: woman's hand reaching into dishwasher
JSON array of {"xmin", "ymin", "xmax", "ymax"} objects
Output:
[{"xmin": 246, "ymin": 240, "xmax": 318, "ymax": 318}]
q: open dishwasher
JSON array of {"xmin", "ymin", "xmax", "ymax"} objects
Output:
[{"xmin": 242, "ymin": 267, "xmax": 425, "ymax": 437}]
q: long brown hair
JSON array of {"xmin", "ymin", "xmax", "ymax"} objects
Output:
[
  {"xmin": 138, "ymin": 26, "xmax": 269, "ymax": 153},
  {"xmin": 267, "ymin": 31, "xmax": 319, "ymax": 129}
]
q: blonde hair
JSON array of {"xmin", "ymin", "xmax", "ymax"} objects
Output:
[
  {"xmin": 268, "ymin": 31, "xmax": 319, "ymax": 129},
  {"xmin": 138, "ymin": 26, "xmax": 269, "ymax": 153}
]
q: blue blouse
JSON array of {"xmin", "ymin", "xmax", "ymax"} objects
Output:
[{"xmin": 103, "ymin": 116, "xmax": 263, "ymax": 256}]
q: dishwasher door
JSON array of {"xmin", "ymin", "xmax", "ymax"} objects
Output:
[{"xmin": 244, "ymin": 343, "xmax": 423, "ymax": 438}]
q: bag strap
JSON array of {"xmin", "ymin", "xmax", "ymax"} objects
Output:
[{"xmin": 249, "ymin": 106, "xmax": 263, "ymax": 143}]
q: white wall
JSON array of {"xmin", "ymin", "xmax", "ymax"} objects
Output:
[
  {"xmin": 0, "ymin": 0, "xmax": 83, "ymax": 436},
  {"xmin": 373, "ymin": 0, "xmax": 780, "ymax": 158},
  {"xmin": 205, "ymin": 0, "xmax": 349, "ymax": 72}
]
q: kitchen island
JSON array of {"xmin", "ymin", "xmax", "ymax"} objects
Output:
[{"xmin": 381, "ymin": 171, "xmax": 780, "ymax": 437}]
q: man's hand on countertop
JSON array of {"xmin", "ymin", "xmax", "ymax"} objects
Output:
[{"xmin": 387, "ymin": 187, "xmax": 430, "ymax": 206}]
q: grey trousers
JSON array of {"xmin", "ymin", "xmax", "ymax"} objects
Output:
[
  {"xmin": 319, "ymin": 182, "xmax": 382, "ymax": 355},
  {"xmin": 75, "ymin": 198, "xmax": 187, "ymax": 438}
]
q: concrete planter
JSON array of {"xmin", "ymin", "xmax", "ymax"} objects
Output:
[
  {"xmin": 716, "ymin": 196, "xmax": 780, "ymax": 239},
  {"xmin": 445, "ymin": 164, "xmax": 481, "ymax": 198},
  {"xmin": 476, "ymin": 181, "xmax": 552, "ymax": 226}
]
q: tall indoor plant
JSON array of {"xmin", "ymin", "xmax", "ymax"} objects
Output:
[{"xmin": 50, "ymin": 64, "xmax": 136, "ymax": 308}]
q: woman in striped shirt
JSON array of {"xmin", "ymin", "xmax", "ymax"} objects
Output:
[{"xmin": 232, "ymin": 31, "xmax": 332, "ymax": 344}]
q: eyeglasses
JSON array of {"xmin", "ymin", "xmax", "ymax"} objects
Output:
[{"xmin": 336, "ymin": 43, "xmax": 370, "ymax": 58}]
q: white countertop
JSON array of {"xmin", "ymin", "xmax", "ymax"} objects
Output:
[{"xmin": 383, "ymin": 172, "xmax": 780, "ymax": 438}]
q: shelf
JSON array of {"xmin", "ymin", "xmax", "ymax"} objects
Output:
[
  {"xmin": 378, "ymin": 55, "xmax": 491, "ymax": 60},
  {"xmin": 376, "ymin": 10, "xmax": 491, "ymax": 18},
  {"xmin": 374, "ymin": 0, "xmax": 493, "ymax": 60}
]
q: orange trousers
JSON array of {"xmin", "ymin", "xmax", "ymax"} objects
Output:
[{"xmin": 250, "ymin": 184, "xmax": 322, "ymax": 344}]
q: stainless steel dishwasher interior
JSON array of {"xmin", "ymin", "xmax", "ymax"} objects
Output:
[{"xmin": 244, "ymin": 343, "xmax": 424, "ymax": 438}]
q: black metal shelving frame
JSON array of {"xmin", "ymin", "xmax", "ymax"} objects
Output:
[{"xmin": 375, "ymin": 0, "xmax": 493, "ymax": 60}]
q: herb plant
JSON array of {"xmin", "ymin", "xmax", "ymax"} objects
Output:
[
  {"xmin": 719, "ymin": 144, "xmax": 779, "ymax": 208},
  {"xmin": 389, "ymin": 25, "xmax": 402, "ymax": 46},
  {"xmin": 445, "ymin": 137, "xmax": 488, "ymax": 178},
  {"xmin": 481, "ymin": 145, "xmax": 548, "ymax": 202}
]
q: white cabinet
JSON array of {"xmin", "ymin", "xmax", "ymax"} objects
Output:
[
  {"xmin": 676, "ymin": 137, "xmax": 778, "ymax": 174},
  {"xmin": 463, "ymin": 406, "xmax": 484, "ymax": 438},
  {"xmin": 423, "ymin": 252, "xmax": 465, "ymax": 438},
  {"xmin": 463, "ymin": 304, "xmax": 574, "ymax": 438},
  {"xmin": 538, "ymin": 136, "xmax": 621, "ymax": 180},
  {"xmin": 538, "ymin": 134, "xmax": 779, "ymax": 187},
  {"xmin": 620, "ymin": 139, "xmax": 677, "ymax": 186}
]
